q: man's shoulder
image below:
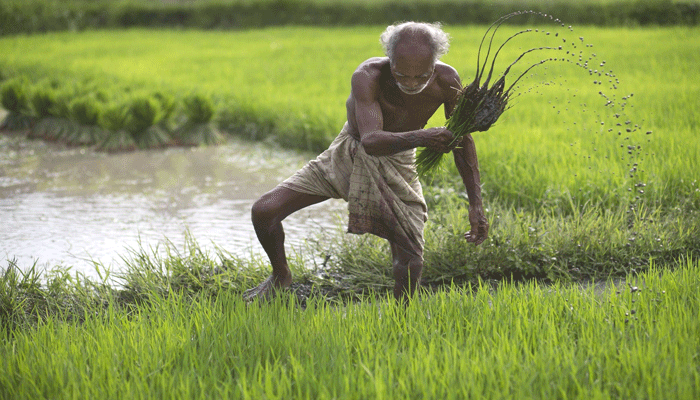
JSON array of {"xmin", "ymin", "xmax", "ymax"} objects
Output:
[
  {"xmin": 351, "ymin": 57, "xmax": 389, "ymax": 94},
  {"xmin": 353, "ymin": 57, "xmax": 389, "ymax": 78},
  {"xmin": 434, "ymin": 61, "xmax": 461, "ymax": 87}
]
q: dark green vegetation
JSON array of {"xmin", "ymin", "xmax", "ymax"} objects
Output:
[
  {"xmin": 1, "ymin": 0, "xmax": 699, "ymax": 36},
  {"xmin": 2, "ymin": 253, "xmax": 698, "ymax": 398},
  {"xmin": 0, "ymin": 76, "xmax": 220, "ymax": 152}
]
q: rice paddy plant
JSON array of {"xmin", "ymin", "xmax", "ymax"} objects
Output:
[
  {"xmin": 28, "ymin": 85, "xmax": 55, "ymax": 119},
  {"xmin": 1, "ymin": 257, "xmax": 698, "ymax": 399},
  {"xmin": 67, "ymin": 95, "xmax": 106, "ymax": 146},
  {"xmin": 0, "ymin": 258, "xmax": 114, "ymax": 336},
  {"xmin": 0, "ymin": 77, "xmax": 32, "ymax": 130},
  {"xmin": 97, "ymin": 101, "xmax": 137, "ymax": 152},
  {"xmin": 0, "ymin": 78, "xmax": 28, "ymax": 114},
  {"xmin": 175, "ymin": 93, "xmax": 225, "ymax": 146},
  {"xmin": 42, "ymin": 88, "xmax": 78, "ymax": 141},
  {"xmin": 153, "ymin": 90, "xmax": 177, "ymax": 130},
  {"xmin": 112, "ymin": 232, "xmax": 316, "ymax": 303},
  {"xmin": 315, "ymin": 187, "xmax": 699, "ymax": 289},
  {"xmin": 27, "ymin": 85, "xmax": 57, "ymax": 138},
  {"xmin": 126, "ymin": 94, "xmax": 171, "ymax": 149},
  {"xmin": 416, "ymin": 16, "xmax": 515, "ymax": 176},
  {"xmin": 183, "ymin": 93, "xmax": 214, "ymax": 125},
  {"xmin": 126, "ymin": 95, "xmax": 160, "ymax": 134}
]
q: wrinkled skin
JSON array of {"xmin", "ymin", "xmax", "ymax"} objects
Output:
[{"xmin": 245, "ymin": 30, "xmax": 489, "ymax": 302}]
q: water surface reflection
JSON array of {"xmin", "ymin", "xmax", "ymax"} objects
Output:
[{"xmin": 0, "ymin": 133, "xmax": 345, "ymax": 277}]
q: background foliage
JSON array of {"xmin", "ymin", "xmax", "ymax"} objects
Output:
[{"xmin": 1, "ymin": 0, "xmax": 699, "ymax": 36}]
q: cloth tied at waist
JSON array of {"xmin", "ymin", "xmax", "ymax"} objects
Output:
[{"xmin": 279, "ymin": 122, "xmax": 428, "ymax": 257}]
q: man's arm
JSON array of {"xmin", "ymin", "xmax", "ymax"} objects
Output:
[
  {"xmin": 352, "ymin": 68, "xmax": 453, "ymax": 157},
  {"xmin": 446, "ymin": 78, "xmax": 489, "ymax": 245}
]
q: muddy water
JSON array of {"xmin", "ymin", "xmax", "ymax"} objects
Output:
[{"xmin": 0, "ymin": 123, "xmax": 345, "ymax": 278}]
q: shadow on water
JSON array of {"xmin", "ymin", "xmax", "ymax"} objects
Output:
[{"xmin": 0, "ymin": 115, "xmax": 345, "ymax": 278}]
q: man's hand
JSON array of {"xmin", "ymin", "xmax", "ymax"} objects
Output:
[
  {"xmin": 422, "ymin": 127, "xmax": 456, "ymax": 153},
  {"xmin": 465, "ymin": 205, "xmax": 488, "ymax": 245}
]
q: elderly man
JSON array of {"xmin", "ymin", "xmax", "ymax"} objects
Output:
[{"xmin": 245, "ymin": 22, "xmax": 489, "ymax": 301}]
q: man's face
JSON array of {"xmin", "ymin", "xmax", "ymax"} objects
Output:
[{"xmin": 390, "ymin": 41, "xmax": 435, "ymax": 95}]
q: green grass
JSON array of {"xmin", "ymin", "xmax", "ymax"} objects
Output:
[{"xmin": 1, "ymin": 255, "xmax": 698, "ymax": 399}]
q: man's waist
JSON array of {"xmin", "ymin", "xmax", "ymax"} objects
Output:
[{"xmin": 343, "ymin": 122, "xmax": 362, "ymax": 142}]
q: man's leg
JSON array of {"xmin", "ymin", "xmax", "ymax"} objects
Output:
[
  {"xmin": 390, "ymin": 242, "xmax": 424, "ymax": 302},
  {"xmin": 245, "ymin": 185, "xmax": 329, "ymax": 299}
]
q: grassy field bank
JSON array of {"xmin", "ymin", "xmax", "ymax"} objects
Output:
[{"xmin": 1, "ymin": 258, "xmax": 698, "ymax": 399}]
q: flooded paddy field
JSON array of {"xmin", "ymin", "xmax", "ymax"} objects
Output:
[{"xmin": 0, "ymin": 121, "xmax": 345, "ymax": 277}]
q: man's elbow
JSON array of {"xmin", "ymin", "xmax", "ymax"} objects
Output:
[{"xmin": 460, "ymin": 133, "xmax": 475, "ymax": 146}]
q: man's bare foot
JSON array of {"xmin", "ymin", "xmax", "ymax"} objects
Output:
[{"xmin": 243, "ymin": 274, "xmax": 292, "ymax": 302}]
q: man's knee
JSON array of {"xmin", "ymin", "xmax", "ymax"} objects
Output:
[
  {"xmin": 251, "ymin": 194, "xmax": 281, "ymax": 227},
  {"xmin": 392, "ymin": 254, "xmax": 423, "ymax": 278}
]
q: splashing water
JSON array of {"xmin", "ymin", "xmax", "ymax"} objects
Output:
[{"xmin": 416, "ymin": 10, "xmax": 649, "ymax": 226}]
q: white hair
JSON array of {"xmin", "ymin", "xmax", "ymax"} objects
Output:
[{"xmin": 379, "ymin": 22, "xmax": 451, "ymax": 64}]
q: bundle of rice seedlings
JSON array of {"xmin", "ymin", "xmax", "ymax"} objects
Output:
[
  {"xmin": 43, "ymin": 91, "xmax": 76, "ymax": 141},
  {"xmin": 67, "ymin": 96, "xmax": 104, "ymax": 146},
  {"xmin": 0, "ymin": 78, "xmax": 33, "ymax": 131},
  {"xmin": 177, "ymin": 122, "xmax": 225, "ymax": 146},
  {"xmin": 28, "ymin": 86, "xmax": 57, "ymax": 139},
  {"xmin": 415, "ymin": 11, "xmax": 563, "ymax": 177},
  {"xmin": 127, "ymin": 95, "xmax": 171, "ymax": 149},
  {"xmin": 175, "ymin": 93, "xmax": 224, "ymax": 146},
  {"xmin": 97, "ymin": 102, "xmax": 136, "ymax": 152},
  {"xmin": 152, "ymin": 91, "xmax": 177, "ymax": 131},
  {"xmin": 137, "ymin": 125, "xmax": 172, "ymax": 149}
]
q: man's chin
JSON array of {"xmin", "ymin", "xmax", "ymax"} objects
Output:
[{"xmin": 398, "ymin": 85, "xmax": 427, "ymax": 95}]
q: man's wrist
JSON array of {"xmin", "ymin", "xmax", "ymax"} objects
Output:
[{"xmin": 405, "ymin": 129, "xmax": 429, "ymax": 148}]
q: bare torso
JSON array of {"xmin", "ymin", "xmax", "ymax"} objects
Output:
[{"xmin": 346, "ymin": 57, "xmax": 460, "ymax": 139}]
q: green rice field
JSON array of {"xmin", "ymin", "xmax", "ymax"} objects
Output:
[
  {"xmin": 1, "ymin": 25, "xmax": 698, "ymax": 206},
  {"xmin": 1, "ymin": 258, "xmax": 698, "ymax": 399},
  {"xmin": 1, "ymin": 22, "xmax": 699, "ymax": 398}
]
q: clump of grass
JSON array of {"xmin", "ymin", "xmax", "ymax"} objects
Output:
[
  {"xmin": 0, "ymin": 259, "xmax": 114, "ymax": 335},
  {"xmin": 27, "ymin": 85, "xmax": 57, "ymax": 139},
  {"xmin": 66, "ymin": 95, "xmax": 106, "ymax": 145},
  {"xmin": 0, "ymin": 78, "xmax": 33, "ymax": 130},
  {"xmin": 42, "ymin": 89, "xmax": 77, "ymax": 141},
  {"xmin": 152, "ymin": 90, "xmax": 177, "ymax": 131},
  {"xmin": 97, "ymin": 101, "xmax": 137, "ymax": 152},
  {"xmin": 175, "ymin": 93, "xmax": 224, "ymax": 146},
  {"xmin": 29, "ymin": 85, "xmax": 56, "ymax": 119},
  {"xmin": 126, "ymin": 95, "xmax": 171, "ymax": 149}
]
